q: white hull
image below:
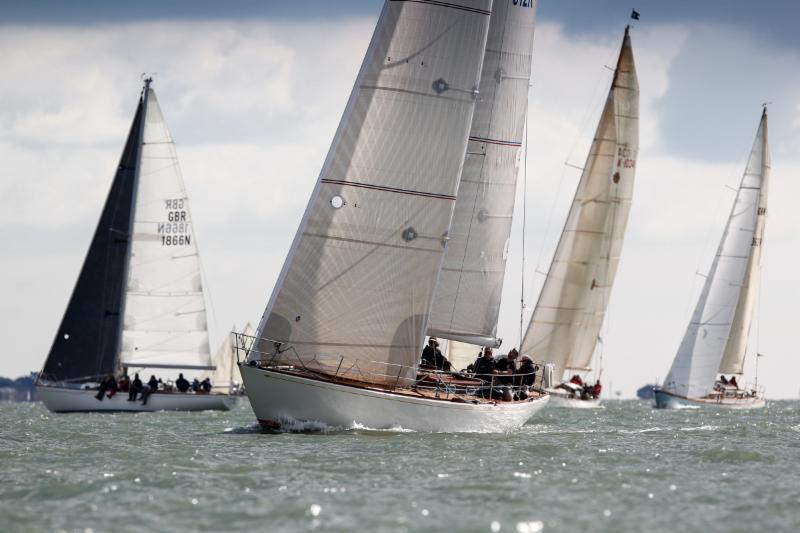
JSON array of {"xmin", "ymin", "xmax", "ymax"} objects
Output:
[
  {"xmin": 653, "ymin": 389, "xmax": 765, "ymax": 410},
  {"xmin": 37, "ymin": 385, "xmax": 234, "ymax": 413},
  {"xmin": 546, "ymin": 389, "xmax": 602, "ymax": 409},
  {"xmin": 240, "ymin": 364, "xmax": 549, "ymax": 433}
]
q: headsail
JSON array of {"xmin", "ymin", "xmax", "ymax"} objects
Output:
[
  {"xmin": 119, "ymin": 84, "xmax": 212, "ymax": 371},
  {"xmin": 663, "ymin": 110, "xmax": 769, "ymax": 397},
  {"xmin": 520, "ymin": 28, "xmax": 639, "ymax": 379},
  {"xmin": 253, "ymin": 0, "xmax": 492, "ymax": 385},
  {"xmin": 41, "ymin": 97, "xmax": 144, "ymax": 382},
  {"xmin": 427, "ymin": 0, "xmax": 537, "ymax": 347}
]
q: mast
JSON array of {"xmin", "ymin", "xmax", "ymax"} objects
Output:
[
  {"xmin": 427, "ymin": 0, "xmax": 537, "ymax": 348},
  {"xmin": 520, "ymin": 27, "xmax": 639, "ymax": 380},
  {"xmin": 252, "ymin": 0, "xmax": 493, "ymax": 385},
  {"xmin": 114, "ymin": 77, "xmax": 150, "ymax": 375},
  {"xmin": 662, "ymin": 109, "xmax": 769, "ymax": 398}
]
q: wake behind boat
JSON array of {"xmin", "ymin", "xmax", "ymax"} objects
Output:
[
  {"xmin": 654, "ymin": 108, "xmax": 770, "ymax": 410},
  {"xmin": 36, "ymin": 79, "xmax": 233, "ymax": 413},
  {"xmin": 240, "ymin": 0, "xmax": 549, "ymax": 432}
]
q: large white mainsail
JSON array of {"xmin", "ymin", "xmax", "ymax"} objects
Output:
[
  {"xmin": 520, "ymin": 28, "xmax": 638, "ymax": 380},
  {"xmin": 427, "ymin": 0, "xmax": 537, "ymax": 348},
  {"xmin": 120, "ymin": 85, "xmax": 212, "ymax": 372},
  {"xmin": 253, "ymin": 0, "xmax": 493, "ymax": 385},
  {"xmin": 662, "ymin": 110, "xmax": 769, "ymax": 398}
]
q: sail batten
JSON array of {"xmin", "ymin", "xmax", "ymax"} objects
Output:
[
  {"xmin": 662, "ymin": 110, "xmax": 769, "ymax": 397},
  {"xmin": 253, "ymin": 0, "xmax": 493, "ymax": 385},
  {"xmin": 427, "ymin": 0, "xmax": 538, "ymax": 343},
  {"xmin": 520, "ymin": 28, "xmax": 639, "ymax": 379}
]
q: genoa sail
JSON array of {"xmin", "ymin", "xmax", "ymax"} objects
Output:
[
  {"xmin": 520, "ymin": 28, "xmax": 639, "ymax": 380},
  {"xmin": 663, "ymin": 110, "xmax": 769, "ymax": 398},
  {"xmin": 41, "ymin": 98, "xmax": 144, "ymax": 383},
  {"xmin": 119, "ymin": 86, "xmax": 212, "ymax": 371},
  {"xmin": 427, "ymin": 0, "xmax": 537, "ymax": 347},
  {"xmin": 253, "ymin": 0, "xmax": 492, "ymax": 385}
]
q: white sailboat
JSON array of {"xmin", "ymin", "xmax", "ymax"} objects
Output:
[
  {"xmin": 207, "ymin": 323, "xmax": 253, "ymax": 394},
  {"xmin": 654, "ymin": 109, "xmax": 769, "ymax": 410},
  {"xmin": 37, "ymin": 79, "xmax": 233, "ymax": 412},
  {"xmin": 519, "ymin": 27, "xmax": 639, "ymax": 408},
  {"xmin": 239, "ymin": 0, "xmax": 549, "ymax": 432}
]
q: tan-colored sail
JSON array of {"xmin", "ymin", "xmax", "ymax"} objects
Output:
[
  {"xmin": 718, "ymin": 110, "xmax": 769, "ymax": 375},
  {"xmin": 520, "ymin": 28, "xmax": 638, "ymax": 380}
]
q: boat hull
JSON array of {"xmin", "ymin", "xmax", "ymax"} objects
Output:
[
  {"xmin": 653, "ymin": 388, "xmax": 765, "ymax": 410},
  {"xmin": 37, "ymin": 385, "xmax": 234, "ymax": 413},
  {"xmin": 239, "ymin": 364, "xmax": 549, "ymax": 432},
  {"xmin": 546, "ymin": 390, "xmax": 602, "ymax": 409}
]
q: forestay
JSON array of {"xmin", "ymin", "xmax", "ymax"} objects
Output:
[
  {"xmin": 520, "ymin": 28, "xmax": 638, "ymax": 379},
  {"xmin": 427, "ymin": 0, "xmax": 537, "ymax": 347},
  {"xmin": 254, "ymin": 0, "xmax": 492, "ymax": 385},
  {"xmin": 664, "ymin": 110, "xmax": 769, "ymax": 397},
  {"xmin": 120, "ymin": 87, "xmax": 212, "ymax": 371}
]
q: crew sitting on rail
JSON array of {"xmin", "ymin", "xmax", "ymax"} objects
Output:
[
  {"xmin": 719, "ymin": 375, "xmax": 729, "ymax": 385},
  {"xmin": 514, "ymin": 356, "xmax": 537, "ymax": 388},
  {"xmin": 591, "ymin": 380, "xmax": 602, "ymax": 399},
  {"xmin": 729, "ymin": 376, "xmax": 738, "ymax": 388},
  {"xmin": 472, "ymin": 347, "xmax": 496, "ymax": 380},
  {"xmin": 118, "ymin": 374, "xmax": 130, "ymax": 393},
  {"xmin": 94, "ymin": 375, "xmax": 118, "ymax": 401},
  {"xmin": 420, "ymin": 337, "xmax": 452, "ymax": 371},
  {"xmin": 126, "ymin": 373, "xmax": 141, "ymax": 401},
  {"xmin": 147, "ymin": 374, "xmax": 159, "ymax": 392},
  {"xmin": 569, "ymin": 374, "xmax": 583, "ymax": 386},
  {"xmin": 201, "ymin": 377, "xmax": 212, "ymax": 393},
  {"xmin": 495, "ymin": 348, "xmax": 519, "ymax": 385},
  {"xmin": 175, "ymin": 373, "xmax": 191, "ymax": 393}
]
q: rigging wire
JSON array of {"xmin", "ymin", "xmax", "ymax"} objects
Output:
[{"xmin": 519, "ymin": 112, "xmax": 529, "ymax": 346}]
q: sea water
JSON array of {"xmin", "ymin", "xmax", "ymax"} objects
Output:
[{"xmin": 1, "ymin": 400, "xmax": 799, "ymax": 532}]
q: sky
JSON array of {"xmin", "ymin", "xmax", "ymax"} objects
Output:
[{"xmin": 1, "ymin": 1, "xmax": 799, "ymax": 398}]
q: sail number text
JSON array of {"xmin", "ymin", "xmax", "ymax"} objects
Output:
[
  {"xmin": 158, "ymin": 198, "xmax": 192, "ymax": 246},
  {"xmin": 617, "ymin": 147, "xmax": 636, "ymax": 169},
  {"xmin": 512, "ymin": 0, "xmax": 534, "ymax": 7}
]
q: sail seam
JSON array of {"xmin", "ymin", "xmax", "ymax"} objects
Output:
[
  {"xmin": 388, "ymin": 0, "xmax": 491, "ymax": 16},
  {"xmin": 468, "ymin": 135, "xmax": 522, "ymax": 147},
  {"xmin": 320, "ymin": 178, "xmax": 456, "ymax": 201}
]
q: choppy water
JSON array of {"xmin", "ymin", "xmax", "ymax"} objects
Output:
[{"xmin": 2, "ymin": 400, "xmax": 799, "ymax": 532}]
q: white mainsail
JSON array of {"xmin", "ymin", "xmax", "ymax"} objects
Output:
[
  {"xmin": 520, "ymin": 28, "xmax": 639, "ymax": 380},
  {"xmin": 253, "ymin": 0, "xmax": 493, "ymax": 384},
  {"xmin": 663, "ymin": 110, "xmax": 769, "ymax": 398},
  {"xmin": 427, "ymin": 0, "xmax": 537, "ymax": 347},
  {"xmin": 120, "ymin": 87, "xmax": 212, "ymax": 371}
]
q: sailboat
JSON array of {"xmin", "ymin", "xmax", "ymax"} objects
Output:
[
  {"xmin": 519, "ymin": 27, "xmax": 639, "ymax": 408},
  {"xmin": 207, "ymin": 323, "xmax": 253, "ymax": 394},
  {"xmin": 36, "ymin": 79, "xmax": 234, "ymax": 412},
  {"xmin": 238, "ymin": 0, "xmax": 549, "ymax": 432},
  {"xmin": 654, "ymin": 109, "xmax": 769, "ymax": 409}
]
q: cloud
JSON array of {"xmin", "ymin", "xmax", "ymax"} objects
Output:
[{"xmin": 1, "ymin": 16, "xmax": 799, "ymax": 398}]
